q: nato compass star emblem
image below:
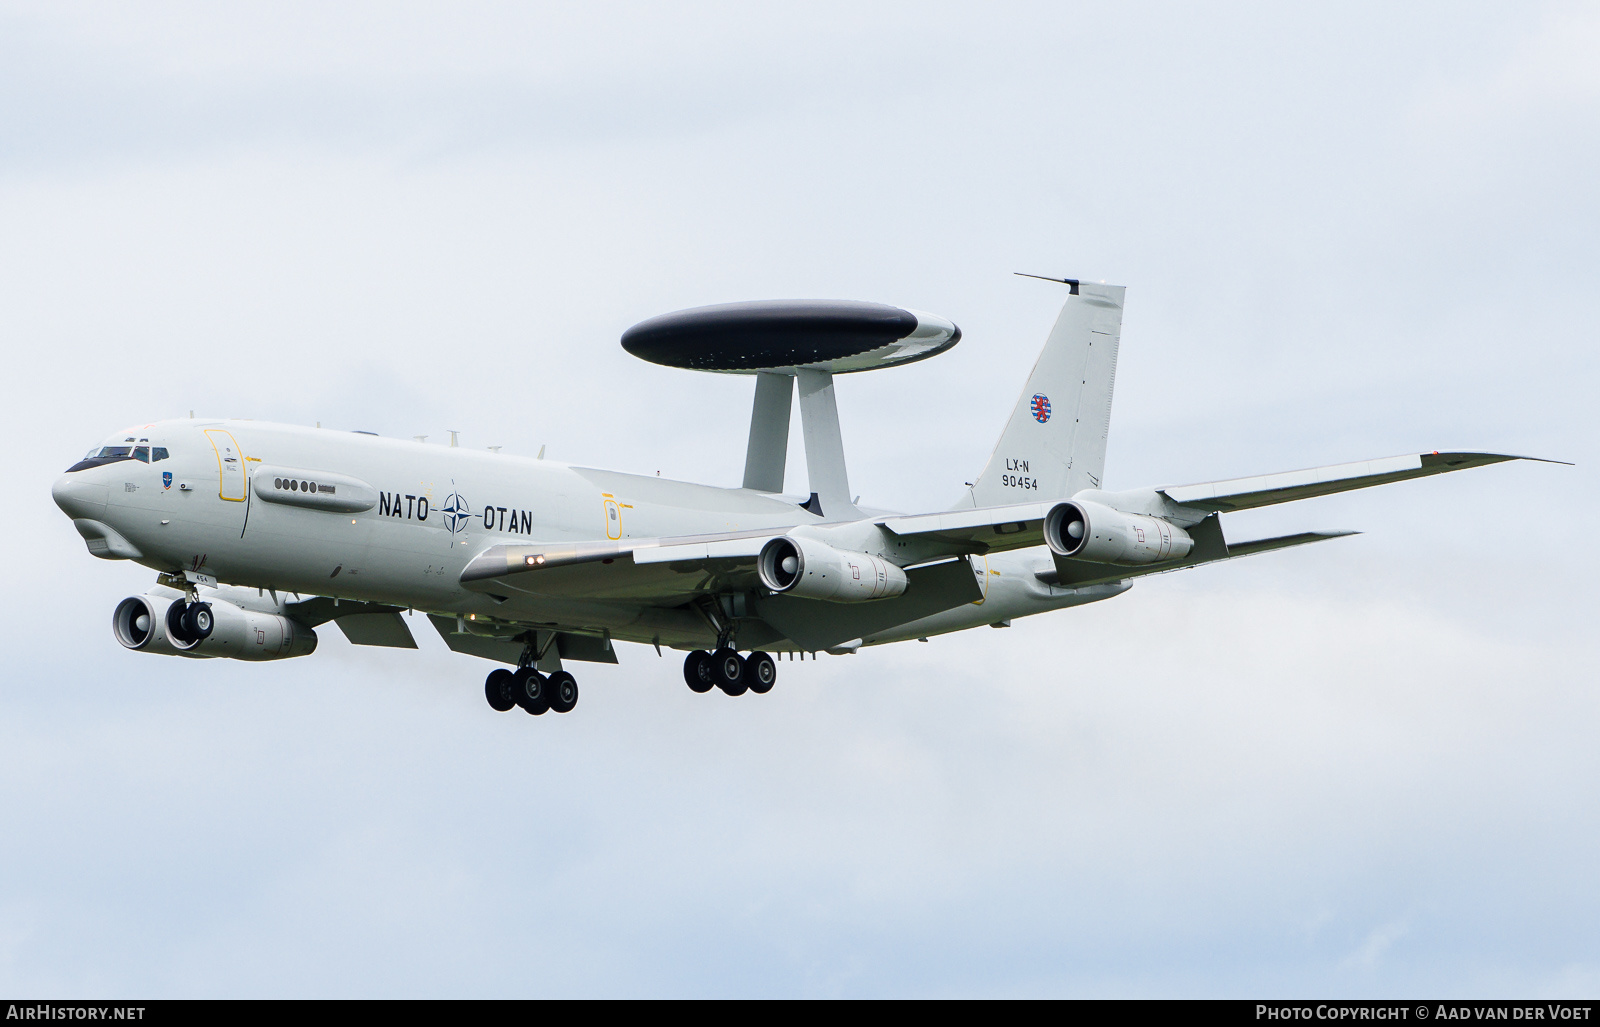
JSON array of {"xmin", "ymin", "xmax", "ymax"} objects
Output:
[
  {"xmin": 442, "ymin": 490, "xmax": 471, "ymax": 535},
  {"xmin": 1031, "ymin": 394, "xmax": 1051, "ymax": 423}
]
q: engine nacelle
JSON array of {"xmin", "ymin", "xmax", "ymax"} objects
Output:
[
  {"xmin": 757, "ymin": 536, "xmax": 908, "ymax": 602},
  {"xmin": 113, "ymin": 593, "xmax": 202, "ymax": 657},
  {"xmin": 114, "ymin": 594, "xmax": 316, "ymax": 661},
  {"xmin": 1043, "ymin": 500, "xmax": 1193, "ymax": 565}
]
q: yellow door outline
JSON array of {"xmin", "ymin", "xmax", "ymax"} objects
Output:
[
  {"xmin": 602, "ymin": 497, "xmax": 622, "ymax": 540},
  {"xmin": 204, "ymin": 429, "xmax": 247, "ymax": 501}
]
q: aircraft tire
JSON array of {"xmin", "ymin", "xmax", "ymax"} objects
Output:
[
  {"xmin": 684, "ymin": 650, "xmax": 715, "ymax": 693},
  {"xmin": 182, "ymin": 602, "xmax": 214, "ymax": 640},
  {"xmin": 484, "ymin": 668, "xmax": 516, "ymax": 712},
  {"xmin": 745, "ymin": 652, "xmax": 776, "ymax": 694},
  {"xmin": 514, "ymin": 667, "xmax": 550, "ymax": 715},
  {"xmin": 712, "ymin": 647, "xmax": 747, "ymax": 696},
  {"xmin": 547, "ymin": 671, "xmax": 579, "ymax": 713}
]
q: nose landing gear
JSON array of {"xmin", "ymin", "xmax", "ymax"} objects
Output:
[{"xmin": 165, "ymin": 600, "xmax": 214, "ymax": 645}]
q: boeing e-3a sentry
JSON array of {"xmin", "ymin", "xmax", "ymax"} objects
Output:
[{"xmin": 52, "ymin": 279, "xmax": 1547, "ymax": 717}]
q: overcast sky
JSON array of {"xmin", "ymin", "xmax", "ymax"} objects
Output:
[{"xmin": 2, "ymin": 1, "xmax": 1596, "ymax": 997}]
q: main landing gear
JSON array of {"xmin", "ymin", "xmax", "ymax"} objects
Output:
[
  {"xmin": 683, "ymin": 648, "xmax": 777, "ymax": 697},
  {"xmin": 484, "ymin": 666, "xmax": 580, "ymax": 715}
]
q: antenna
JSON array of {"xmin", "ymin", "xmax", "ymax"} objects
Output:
[
  {"xmin": 1014, "ymin": 272, "xmax": 1080, "ymax": 295},
  {"xmin": 448, "ymin": 431, "xmax": 459, "ymax": 448}
]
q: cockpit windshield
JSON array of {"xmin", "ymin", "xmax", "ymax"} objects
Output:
[{"xmin": 67, "ymin": 436, "xmax": 171, "ymax": 473}]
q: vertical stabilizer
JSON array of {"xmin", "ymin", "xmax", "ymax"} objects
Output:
[{"xmin": 962, "ymin": 282, "xmax": 1125, "ymax": 508}]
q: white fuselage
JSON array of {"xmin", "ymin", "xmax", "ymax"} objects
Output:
[{"xmin": 54, "ymin": 419, "xmax": 1126, "ymax": 654}]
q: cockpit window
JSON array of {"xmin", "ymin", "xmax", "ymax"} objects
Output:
[
  {"xmin": 67, "ymin": 435, "xmax": 173, "ymax": 473},
  {"xmin": 67, "ymin": 445, "xmax": 136, "ymax": 473}
]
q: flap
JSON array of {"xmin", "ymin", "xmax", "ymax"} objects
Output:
[
  {"xmin": 333, "ymin": 611, "xmax": 418, "ymax": 649},
  {"xmin": 284, "ymin": 596, "xmax": 405, "ymax": 628},
  {"xmin": 754, "ymin": 558, "xmax": 983, "ymax": 651},
  {"xmin": 424, "ymin": 615, "xmax": 619, "ymax": 666}
]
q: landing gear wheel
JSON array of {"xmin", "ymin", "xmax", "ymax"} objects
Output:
[
  {"xmin": 514, "ymin": 667, "xmax": 550, "ymax": 715},
  {"xmin": 684, "ymin": 650, "xmax": 715, "ymax": 694},
  {"xmin": 712, "ymin": 647, "xmax": 747, "ymax": 696},
  {"xmin": 547, "ymin": 671, "xmax": 579, "ymax": 713},
  {"xmin": 484, "ymin": 668, "xmax": 516, "ymax": 712},
  {"xmin": 166, "ymin": 601, "xmax": 213, "ymax": 644},
  {"xmin": 745, "ymin": 651, "xmax": 776, "ymax": 694},
  {"xmin": 184, "ymin": 603, "xmax": 214, "ymax": 640}
]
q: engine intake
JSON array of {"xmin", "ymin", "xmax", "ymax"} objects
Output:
[
  {"xmin": 114, "ymin": 594, "xmax": 316, "ymax": 661},
  {"xmin": 113, "ymin": 594, "xmax": 197, "ymax": 657},
  {"xmin": 757, "ymin": 536, "xmax": 908, "ymax": 602},
  {"xmin": 1043, "ymin": 500, "xmax": 1193, "ymax": 565}
]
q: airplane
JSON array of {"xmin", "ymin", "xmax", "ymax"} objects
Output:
[{"xmin": 50, "ymin": 278, "xmax": 1553, "ymax": 717}]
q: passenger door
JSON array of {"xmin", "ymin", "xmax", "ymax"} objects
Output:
[{"xmin": 204, "ymin": 429, "xmax": 247, "ymax": 502}]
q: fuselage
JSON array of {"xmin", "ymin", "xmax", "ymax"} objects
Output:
[{"xmin": 53, "ymin": 418, "xmax": 1125, "ymax": 654}]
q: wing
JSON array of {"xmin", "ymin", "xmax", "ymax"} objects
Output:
[
  {"xmin": 1039, "ymin": 516, "xmax": 1358, "ymax": 588},
  {"xmin": 458, "ymin": 528, "xmax": 783, "ymax": 603},
  {"xmin": 1157, "ymin": 451, "xmax": 1560, "ymax": 513},
  {"xmin": 876, "ymin": 501, "xmax": 1057, "ymax": 557}
]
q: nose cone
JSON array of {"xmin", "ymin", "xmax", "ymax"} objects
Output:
[{"xmin": 52, "ymin": 474, "xmax": 109, "ymax": 520}]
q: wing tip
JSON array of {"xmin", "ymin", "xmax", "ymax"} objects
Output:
[{"xmin": 1424, "ymin": 451, "xmax": 1574, "ymax": 467}]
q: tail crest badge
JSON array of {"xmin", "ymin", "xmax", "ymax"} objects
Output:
[{"xmin": 1031, "ymin": 394, "xmax": 1051, "ymax": 423}]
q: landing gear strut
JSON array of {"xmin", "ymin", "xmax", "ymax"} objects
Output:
[{"xmin": 683, "ymin": 649, "xmax": 778, "ymax": 697}]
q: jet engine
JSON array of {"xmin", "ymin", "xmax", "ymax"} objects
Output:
[
  {"xmin": 113, "ymin": 593, "xmax": 316, "ymax": 661},
  {"xmin": 1043, "ymin": 500, "xmax": 1193, "ymax": 565},
  {"xmin": 757, "ymin": 536, "xmax": 908, "ymax": 602}
]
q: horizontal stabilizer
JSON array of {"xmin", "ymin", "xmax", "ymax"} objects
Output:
[{"xmin": 1160, "ymin": 452, "xmax": 1560, "ymax": 513}]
